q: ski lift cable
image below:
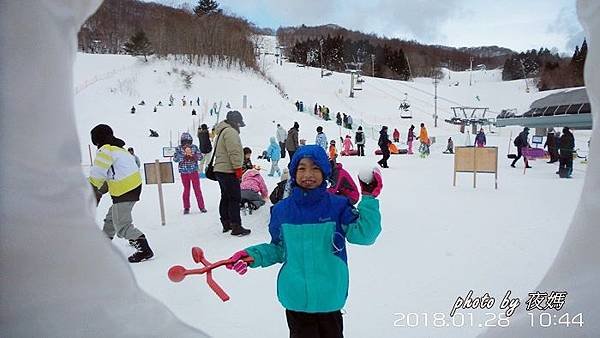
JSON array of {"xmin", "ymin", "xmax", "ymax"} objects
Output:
[
  {"xmin": 372, "ymin": 76, "xmax": 466, "ymax": 107},
  {"xmin": 364, "ymin": 80, "xmax": 452, "ymax": 119}
]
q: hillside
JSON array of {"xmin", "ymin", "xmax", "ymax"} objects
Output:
[{"xmin": 74, "ymin": 51, "xmax": 588, "ymax": 338}]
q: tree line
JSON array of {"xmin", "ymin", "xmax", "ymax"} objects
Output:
[
  {"xmin": 502, "ymin": 40, "xmax": 587, "ymax": 91},
  {"xmin": 277, "ymin": 24, "xmax": 508, "ymax": 79},
  {"xmin": 78, "ymin": 0, "xmax": 258, "ymax": 70}
]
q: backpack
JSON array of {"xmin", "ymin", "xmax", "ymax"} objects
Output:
[
  {"xmin": 355, "ymin": 132, "xmax": 363, "ymax": 143},
  {"xmin": 269, "ymin": 180, "xmax": 287, "ymax": 205},
  {"xmin": 514, "ymin": 136, "xmax": 523, "ymax": 147}
]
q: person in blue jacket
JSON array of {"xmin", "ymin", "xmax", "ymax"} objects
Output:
[
  {"xmin": 266, "ymin": 136, "xmax": 282, "ymax": 177},
  {"xmin": 226, "ymin": 145, "xmax": 383, "ymax": 338}
]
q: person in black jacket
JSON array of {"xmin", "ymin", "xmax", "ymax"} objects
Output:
[
  {"xmin": 377, "ymin": 126, "xmax": 391, "ymax": 168},
  {"xmin": 511, "ymin": 127, "xmax": 532, "ymax": 168},
  {"xmin": 544, "ymin": 130, "xmax": 559, "ymax": 163},
  {"xmin": 558, "ymin": 127, "xmax": 575, "ymax": 178},
  {"xmin": 197, "ymin": 124, "xmax": 213, "ymax": 177}
]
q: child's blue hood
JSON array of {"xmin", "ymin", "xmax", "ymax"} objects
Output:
[{"xmin": 289, "ymin": 145, "xmax": 331, "ymax": 188}]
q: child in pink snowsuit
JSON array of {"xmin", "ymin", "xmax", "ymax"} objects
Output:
[
  {"xmin": 174, "ymin": 132, "xmax": 206, "ymax": 214},
  {"xmin": 342, "ymin": 135, "xmax": 354, "ymax": 156},
  {"xmin": 327, "ymin": 162, "xmax": 359, "ymax": 204},
  {"xmin": 240, "ymin": 169, "xmax": 269, "ymax": 209}
]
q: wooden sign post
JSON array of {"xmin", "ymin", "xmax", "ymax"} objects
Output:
[
  {"xmin": 453, "ymin": 146, "xmax": 498, "ymax": 189},
  {"xmin": 144, "ymin": 160, "xmax": 174, "ymax": 225}
]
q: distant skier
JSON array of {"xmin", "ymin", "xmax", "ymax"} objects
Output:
[
  {"xmin": 342, "ymin": 135, "xmax": 354, "ymax": 156},
  {"xmin": 130, "ymin": 106, "xmax": 136, "ymax": 114},
  {"xmin": 510, "ymin": 127, "xmax": 531, "ymax": 168},
  {"xmin": 149, "ymin": 129, "xmax": 159, "ymax": 137},
  {"xmin": 315, "ymin": 126, "xmax": 328, "ymax": 151},
  {"xmin": 393, "ymin": 128, "xmax": 400, "ymax": 143},
  {"xmin": 127, "ymin": 147, "xmax": 141, "ymax": 168},
  {"xmin": 336, "ymin": 112, "xmax": 342, "ymax": 126},
  {"xmin": 417, "ymin": 123, "xmax": 430, "ymax": 157},
  {"xmin": 443, "ymin": 137, "xmax": 454, "ymax": 154},
  {"xmin": 276, "ymin": 123, "xmax": 287, "ymax": 159},
  {"xmin": 377, "ymin": 126, "xmax": 391, "ymax": 168},
  {"xmin": 407, "ymin": 125, "xmax": 416, "ymax": 154},
  {"xmin": 347, "ymin": 115, "xmax": 353, "ymax": 129},
  {"xmin": 355, "ymin": 126, "xmax": 365, "ymax": 156},
  {"xmin": 285, "ymin": 122, "xmax": 300, "ymax": 160},
  {"xmin": 558, "ymin": 127, "xmax": 575, "ymax": 178},
  {"xmin": 191, "ymin": 109, "xmax": 197, "ymax": 116},
  {"xmin": 266, "ymin": 137, "xmax": 282, "ymax": 177},
  {"xmin": 544, "ymin": 130, "xmax": 559, "ymax": 163},
  {"xmin": 474, "ymin": 128, "xmax": 486, "ymax": 147}
]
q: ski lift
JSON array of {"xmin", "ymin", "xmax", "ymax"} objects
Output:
[{"xmin": 399, "ymin": 93, "xmax": 412, "ymax": 118}]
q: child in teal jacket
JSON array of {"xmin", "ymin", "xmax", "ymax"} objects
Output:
[{"xmin": 227, "ymin": 145, "xmax": 383, "ymax": 337}]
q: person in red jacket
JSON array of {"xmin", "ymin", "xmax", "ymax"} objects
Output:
[{"xmin": 392, "ymin": 128, "xmax": 400, "ymax": 143}]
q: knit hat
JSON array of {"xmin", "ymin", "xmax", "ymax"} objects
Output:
[
  {"xmin": 91, "ymin": 124, "xmax": 114, "ymax": 147},
  {"xmin": 293, "ymin": 121, "xmax": 299, "ymax": 129},
  {"xmin": 226, "ymin": 110, "xmax": 245, "ymax": 127},
  {"xmin": 288, "ymin": 145, "xmax": 331, "ymax": 187},
  {"xmin": 316, "ymin": 126, "xmax": 323, "ymax": 133},
  {"xmin": 180, "ymin": 132, "xmax": 193, "ymax": 145}
]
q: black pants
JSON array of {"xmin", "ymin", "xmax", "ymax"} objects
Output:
[
  {"xmin": 288, "ymin": 150, "xmax": 296, "ymax": 161},
  {"xmin": 549, "ymin": 147, "xmax": 559, "ymax": 162},
  {"xmin": 286, "ymin": 310, "xmax": 343, "ymax": 338},
  {"xmin": 280, "ymin": 142, "xmax": 286, "ymax": 158},
  {"xmin": 357, "ymin": 144, "xmax": 365, "ymax": 156},
  {"xmin": 559, "ymin": 150, "xmax": 573, "ymax": 177},
  {"xmin": 511, "ymin": 147, "xmax": 529, "ymax": 167},
  {"xmin": 215, "ymin": 172, "xmax": 241, "ymax": 225},
  {"xmin": 378, "ymin": 147, "xmax": 390, "ymax": 167}
]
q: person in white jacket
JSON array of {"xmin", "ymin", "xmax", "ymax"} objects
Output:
[{"xmin": 276, "ymin": 123, "xmax": 287, "ymax": 158}]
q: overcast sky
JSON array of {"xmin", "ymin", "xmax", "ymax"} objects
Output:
[{"xmin": 154, "ymin": 0, "xmax": 584, "ymax": 54}]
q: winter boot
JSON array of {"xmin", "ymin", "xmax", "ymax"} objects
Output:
[
  {"xmin": 230, "ymin": 223, "xmax": 251, "ymax": 237},
  {"xmin": 183, "ymin": 208, "xmax": 190, "ymax": 215},
  {"xmin": 221, "ymin": 218, "xmax": 231, "ymax": 233},
  {"xmin": 128, "ymin": 235, "xmax": 154, "ymax": 263}
]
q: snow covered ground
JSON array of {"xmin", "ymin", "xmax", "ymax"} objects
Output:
[{"xmin": 73, "ymin": 44, "xmax": 589, "ymax": 337}]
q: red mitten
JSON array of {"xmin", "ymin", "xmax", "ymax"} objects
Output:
[
  {"xmin": 234, "ymin": 167, "xmax": 243, "ymax": 180},
  {"xmin": 226, "ymin": 250, "xmax": 250, "ymax": 275},
  {"xmin": 358, "ymin": 167, "xmax": 383, "ymax": 197}
]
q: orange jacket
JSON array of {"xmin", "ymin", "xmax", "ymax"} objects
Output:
[
  {"xmin": 328, "ymin": 144, "xmax": 337, "ymax": 160},
  {"xmin": 419, "ymin": 127, "xmax": 430, "ymax": 144}
]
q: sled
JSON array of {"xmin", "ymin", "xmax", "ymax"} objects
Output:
[
  {"xmin": 374, "ymin": 144, "xmax": 408, "ymax": 155},
  {"xmin": 168, "ymin": 247, "xmax": 254, "ymax": 302},
  {"xmin": 341, "ymin": 149, "xmax": 359, "ymax": 156},
  {"xmin": 522, "ymin": 147, "xmax": 546, "ymax": 160}
]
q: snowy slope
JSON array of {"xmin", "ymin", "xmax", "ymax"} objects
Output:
[{"xmin": 74, "ymin": 51, "xmax": 588, "ymax": 338}]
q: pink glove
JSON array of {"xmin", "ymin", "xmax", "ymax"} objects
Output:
[
  {"xmin": 226, "ymin": 250, "xmax": 249, "ymax": 275},
  {"xmin": 358, "ymin": 168, "xmax": 383, "ymax": 198}
]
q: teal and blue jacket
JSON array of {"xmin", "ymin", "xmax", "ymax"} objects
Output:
[{"xmin": 245, "ymin": 145, "xmax": 381, "ymax": 313}]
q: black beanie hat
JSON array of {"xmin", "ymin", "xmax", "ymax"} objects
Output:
[
  {"xmin": 294, "ymin": 121, "xmax": 299, "ymax": 129},
  {"xmin": 91, "ymin": 124, "xmax": 114, "ymax": 147}
]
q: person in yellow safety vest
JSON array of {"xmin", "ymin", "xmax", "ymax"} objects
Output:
[{"xmin": 89, "ymin": 124, "xmax": 154, "ymax": 263}]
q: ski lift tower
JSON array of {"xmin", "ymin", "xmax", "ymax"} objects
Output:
[
  {"xmin": 399, "ymin": 93, "xmax": 412, "ymax": 118},
  {"xmin": 344, "ymin": 62, "xmax": 363, "ymax": 98}
]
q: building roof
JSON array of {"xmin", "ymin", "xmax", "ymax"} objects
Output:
[{"xmin": 530, "ymin": 87, "xmax": 589, "ymax": 109}]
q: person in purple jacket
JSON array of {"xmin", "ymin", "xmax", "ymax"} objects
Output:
[
  {"xmin": 475, "ymin": 128, "xmax": 487, "ymax": 147},
  {"xmin": 174, "ymin": 132, "xmax": 206, "ymax": 214}
]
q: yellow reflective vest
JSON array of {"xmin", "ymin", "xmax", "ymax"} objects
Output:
[{"xmin": 89, "ymin": 145, "xmax": 142, "ymax": 197}]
